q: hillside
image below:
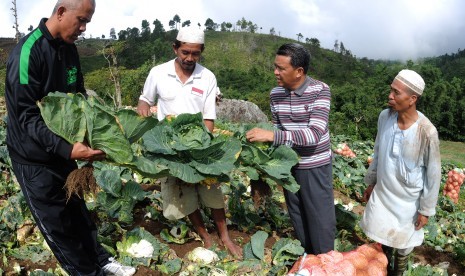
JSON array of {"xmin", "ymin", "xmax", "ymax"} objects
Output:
[
  {"xmin": 1, "ymin": 31, "xmax": 465, "ymax": 142},
  {"xmin": 0, "ymin": 37, "xmax": 17, "ymax": 55}
]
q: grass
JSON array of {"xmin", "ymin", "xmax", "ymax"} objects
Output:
[{"xmin": 440, "ymin": 140, "xmax": 465, "ymax": 167}]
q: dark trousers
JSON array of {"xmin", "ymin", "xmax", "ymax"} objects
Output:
[
  {"xmin": 284, "ymin": 163, "xmax": 336, "ymax": 254},
  {"xmin": 12, "ymin": 161, "xmax": 110, "ymax": 276}
]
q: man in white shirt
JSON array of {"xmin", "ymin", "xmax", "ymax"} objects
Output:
[{"xmin": 137, "ymin": 26, "xmax": 242, "ymax": 258}]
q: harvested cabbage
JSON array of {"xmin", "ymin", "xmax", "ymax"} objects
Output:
[
  {"xmin": 186, "ymin": 247, "xmax": 219, "ymax": 265},
  {"xmin": 126, "ymin": 239, "xmax": 154, "ymax": 258}
]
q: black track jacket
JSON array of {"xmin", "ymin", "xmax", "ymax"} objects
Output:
[{"xmin": 5, "ymin": 18, "xmax": 85, "ymax": 168}]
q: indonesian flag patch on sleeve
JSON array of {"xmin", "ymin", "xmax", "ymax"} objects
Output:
[{"xmin": 191, "ymin": 87, "xmax": 204, "ymax": 96}]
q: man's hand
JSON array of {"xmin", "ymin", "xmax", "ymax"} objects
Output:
[
  {"xmin": 137, "ymin": 100, "xmax": 151, "ymax": 117},
  {"xmin": 362, "ymin": 184, "xmax": 375, "ymax": 202},
  {"xmin": 245, "ymin": 128, "xmax": 274, "ymax": 143},
  {"xmin": 71, "ymin": 142, "xmax": 106, "ymax": 162},
  {"xmin": 414, "ymin": 214, "xmax": 429, "ymax": 230}
]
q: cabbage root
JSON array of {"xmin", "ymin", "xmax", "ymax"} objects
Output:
[{"xmin": 64, "ymin": 163, "xmax": 98, "ymax": 201}]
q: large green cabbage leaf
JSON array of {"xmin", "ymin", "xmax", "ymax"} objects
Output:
[
  {"xmin": 85, "ymin": 104, "xmax": 134, "ymax": 164},
  {"xmin": 116, "ymin": 109, "xmax": 158, "ymax": 144},
  {"xmin": 37, "ymin": 92, "xmax": 87, "ymax": 144},
  {"xmin": 37, "ymin": 92, "xmax": 168, "ymax": 177},
  {"xmin": 142, "ymin": 126, "xmax": 176, "ymax": 155},
  {"xmin": 161, "ymin": 112, "xmax": 212, "ymax": 150},
  {"xmin": 213, "ymin": 122, "xmax": 300, "ymax": 192},
  {"xmin": 237, "ymin": 142, "xmax": 299, "ymax": 193},
  {"xmin": 95, "ymin": 167, "xmax": 147, "ymax": 225},
  {"xmin": 189, "ymin": 139, "xmax": 241, "ymax": 176},
  {"xmin": 250, "ymin": 230, "xmax": 268, "ymax": 260},
  {"xmin": 257, "ymin": 145, "xmax": 300, "ymax": 193},
  {"xmin": 141, "ymin": 113, "xmax": 242, "ymax": 184},
  {"xmin": 271, "ymin": 238, "xmax": 305, "ymax": 266}
]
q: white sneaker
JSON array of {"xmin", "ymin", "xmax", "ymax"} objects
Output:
[{"xmin": 102, "ymin": 257, "xmax": 136, "ymax": 276}]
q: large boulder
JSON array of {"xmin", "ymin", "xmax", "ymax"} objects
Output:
[{"xmin": 216, "ymin": 99, "xmax": 269, "ymax": 123}]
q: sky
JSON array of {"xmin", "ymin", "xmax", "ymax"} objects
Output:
[{"xmin": 1, "ymin": 0, "xmax": 464, "ymax": 60}]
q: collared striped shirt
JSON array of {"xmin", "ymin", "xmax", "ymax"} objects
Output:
[{"xmin": 271, "ymin": 76, "xmax": 332, "ymax": 169}]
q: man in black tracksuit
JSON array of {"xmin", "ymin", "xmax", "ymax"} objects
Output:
[{"xmin": 4, "ymin": 0, "xmax": 135, "ymax": 275}]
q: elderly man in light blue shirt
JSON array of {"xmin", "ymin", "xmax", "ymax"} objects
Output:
[{"xmin": 360, "ymin": 69, "xmax": 441, "ymax": 276}]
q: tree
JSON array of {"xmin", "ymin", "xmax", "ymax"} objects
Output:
[
  {"xmin": 239, "ymin": 17, "xmax": 248, "ymax": 32},
  {"xmin": 118, "ymin": 29, "xmax": 128, "ymax": 40},
  {"xmin": 11, "ymin": 0, "xmax": 21, "ymax": 43},
  {"xmin": 182, "ymin": 20, "xmax": 191, "ymax": 27},
  {"xmin": 152, "ymin": 19, "xmax": 165, "ymax": 39},
  {"xmin": 220, "ymin": 22, "xmax": 228, "ymax": 32},
  {"xmin": 225, "ymin": 22, "xmax": 233, "ymax": 31},
  {"xmin": 308, "ymin": 38, "xmax": 320, "ymax": 48},
  {"xmin": 247, "ymin": 21, "xmax": 258, "ymax": 33},
  {"xmin": 333, "ymin": 40, "xmax": 339, "ymax": 52},
  {"xmin": 236, "ymin": 20, "xmax": 241, "ymax": 31},
  {"xmin": 204, "ymin": 18, "xmax": 216, "ymax": 31},
  {"xmin": 296, "ymin": 33, "xmax": 303, "ymax": 42},
  {"xmin": 128, "ymin": 27, "xmax": 140, "ymax": 40},
  {"xmin": 110, "ymin": 28, "xmax": 117, "ymax": 40},
  {"xmin": 169, "ymin": 20, "xmax": 175, "ymax": 30},
  {"xmin": 141, "ymin": 19, "xmax": 151, "ymax": 40},
  {"xmin": 28, "ymin": 25, "xmax": 33, "ymax": 32},
  {"xmin": 270, "ymin": 27, "xmax": 276, "ymax": 36},
  {"xmin": 101, "ymin": 42, "xmax": 124, "ymax": 108},
  {"xmin": 339, "ymin": 41, "xmax": 346, "ymax": 54},
  {"xmin": 173, "ymin": 14, "xmax": 181, "ymax": 30}
]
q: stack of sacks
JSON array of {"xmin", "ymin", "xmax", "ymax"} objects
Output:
[
  {"xmin": 287, "ymin": 243, "xmax": 387, "ymax": 276},
  {"xmin": 442, "ymin": 168, "xmax": 465, "ymax": 203},
  {"xmin": 334, "ymin": 143, "xmax": 356, "ymax": 158}
]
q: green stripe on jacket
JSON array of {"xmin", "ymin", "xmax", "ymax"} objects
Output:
[{"xmin": 20, "ymin": 28, "xmax": 43, "ymax": 85}]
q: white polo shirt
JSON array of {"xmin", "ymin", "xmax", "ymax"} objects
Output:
[{"xmin": 139, "ymin": 59, "xmax": 217, "ymax": 121}]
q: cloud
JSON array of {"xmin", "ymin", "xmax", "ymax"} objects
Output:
[
  {"xmin": 1, "ymin": 0, "xmax": 464, "ymax": 60},
  {"xmin": 88, "ymin": 0, "xmax": 208, "ymax": 37}
]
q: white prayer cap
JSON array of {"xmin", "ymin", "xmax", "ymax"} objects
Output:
[
  {"xmin": 176, "ymin": 26, "xmax": 205, "ymax": 44},
  {"xmin": 394, "ymin": 69, "xmax": 425, "ymax": 95}
]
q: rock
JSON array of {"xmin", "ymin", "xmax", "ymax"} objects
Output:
[{"xmin": 216, "ymin": 99, "xmax": 269, "ymax": 123}]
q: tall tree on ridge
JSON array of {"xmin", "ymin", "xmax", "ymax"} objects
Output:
[{"xmin": 11, "ymin": 0, "xmax": 21, "ymax": 43}]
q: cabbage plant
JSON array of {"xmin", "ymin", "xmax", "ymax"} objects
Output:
[
  {"xmin": 141, "ymin": 113, "xmax": 242, "ymax": 184},
  {"xmin": 37, "ymin": 92, "xmax": 168, "ymax": 177},
  {"xmin": 116, "ymin": 227, "xmax": 169, "ymax": 267}
]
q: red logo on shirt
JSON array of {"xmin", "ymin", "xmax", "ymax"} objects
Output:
[{"xmin": 191, "ymin": 87, "xmax": 204, "ymax": 96}]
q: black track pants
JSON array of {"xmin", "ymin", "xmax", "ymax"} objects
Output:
[{"xmin": 12, "ymin": 161, "xmax": 111, "ymax": 276}]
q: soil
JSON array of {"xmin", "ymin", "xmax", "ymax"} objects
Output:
[{"xmin": 1, "ymin": 189, "xmax": 464, "ymax": 275}]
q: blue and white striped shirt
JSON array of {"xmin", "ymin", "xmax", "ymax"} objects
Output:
[{"xmin": 271, "ymin": 76, "xmax": 332, "ymax": 169}]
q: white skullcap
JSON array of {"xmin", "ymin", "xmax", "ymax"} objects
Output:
[
  {"xmin": 176, "ymin": 26, "xmax": 205, "ymax": 44},
  {"xmin": 394, "ymin": 69, "xmax": 425, "ymax": 95}
]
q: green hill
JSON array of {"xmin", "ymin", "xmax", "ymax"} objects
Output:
[
  {"xmin": 74, "ymin": 31, "xmax": 465, "ymax": 142},
  {"xmin": 1, "ymin": 31, "xmax": 464, "ymax": 142}
]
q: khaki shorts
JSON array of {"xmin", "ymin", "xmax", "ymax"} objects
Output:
[{"xmin": 160, "ymin": 177, "xmax": 225, "ymax": 220}]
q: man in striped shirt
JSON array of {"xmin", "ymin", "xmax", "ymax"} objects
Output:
[{"xmin": 246, "ymin": 43, "xmax": 335, "ymax": 254}]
